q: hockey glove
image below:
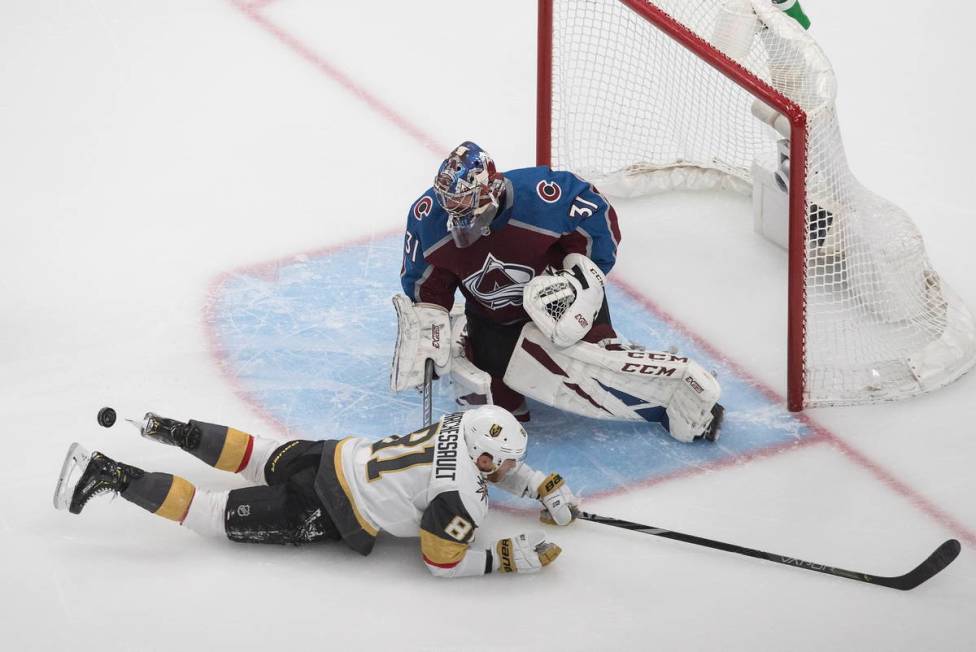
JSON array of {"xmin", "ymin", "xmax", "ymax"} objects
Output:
[
  {"xmin": 390, "ymin": 294, "xmax": 451, "ymax": 392},
  {"xmin": 493, "ymin": 531, "xmax": 561, "ymax": 573},
  {"xmin": 537, "ymin": 473, "xmax": 579, "ymax": 526}
]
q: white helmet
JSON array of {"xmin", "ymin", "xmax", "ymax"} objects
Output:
[{"xmin": 461, "ymin": 405, "xmax": 527, "ymax": 473}]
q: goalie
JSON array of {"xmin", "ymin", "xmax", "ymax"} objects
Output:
[{"xmin": 392, "ymin": 142, "xmax": 723, "ymax": 443}]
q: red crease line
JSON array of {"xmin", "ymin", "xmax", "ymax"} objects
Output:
[{"xmin": 228, "ymin": 0, "xmax": 446, "ymax": 157}]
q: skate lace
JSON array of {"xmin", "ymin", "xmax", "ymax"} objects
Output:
[
  {"xmin": 75, "ymin": 459, "xmax": 124, "ymax": 509},
  {"xmin": 79, "ymin": 484, "xmax": 117, "ymax": 508}
]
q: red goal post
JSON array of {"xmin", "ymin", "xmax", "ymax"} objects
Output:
[{"xmin": 536, "ymin": 0, "xmax": 976, "ymax": 411}]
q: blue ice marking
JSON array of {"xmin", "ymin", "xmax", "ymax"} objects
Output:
[{"xmin": 207, "ymin": 235, "xmax": 813, "ymax": 506}]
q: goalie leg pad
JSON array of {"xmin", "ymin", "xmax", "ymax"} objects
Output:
[
  {"xmin": 445, "ymin": 313, "xmax": 494, "ymax": 407},
  {"xmin": 663, "ymin": 359, "xmax": 722, "ymax": 443},
  {"xmin": 503, "ymin": 324, "xmax": 720, "ymax": 442}
]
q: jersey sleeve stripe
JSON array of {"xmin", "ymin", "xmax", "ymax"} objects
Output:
[
  {"xmin": 422, "ymin": 232, "xmax": 454, "ymax": 258},
  {"xmin": 573, "ymin": 226, "xmax": 594, "ymax": 258},
  {"xmin": 509, "ymin": 219, "xmax": 562, "ymax": 239},
  {"xmin": 412, "ymin": 264, "xmax": 434, "ymax": 303},
  {"xmin": 420, "ymin": 529, "xmax": 468, "ymax": 567}
]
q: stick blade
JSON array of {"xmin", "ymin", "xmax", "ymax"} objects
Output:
[{"xmin": 878, "ymin": 539, "xmax": 961, "ymax": 591}]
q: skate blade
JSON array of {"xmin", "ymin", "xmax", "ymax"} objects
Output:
[{"xmin": 53, "ymin": 442, "xmax": 90, "ymax": 511}]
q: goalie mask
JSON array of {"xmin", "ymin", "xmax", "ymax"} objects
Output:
[
  {"xmin": 433, "ymin": 141, "xmax": 505, "ymax": 248},
  {"xmin": 461, "ymin": 405, "xmax": 527, "ymax": 474}
]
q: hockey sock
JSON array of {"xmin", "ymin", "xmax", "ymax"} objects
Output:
[
  {"xmin": 121, "ymin": 472, "xmax": 196, "ymax": 522},
  {"xmin": 185, "ymin": 420, "xmax": 255, "ymax": 474},
  {"xmin": 181, "ymin": 489, "xmax": 230, "ymax": 537}
]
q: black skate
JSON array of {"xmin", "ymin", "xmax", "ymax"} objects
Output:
[
  {"xmin": 695, "ymin": 403, "xmax": 725, "ymax": 443},
  {"xmin": 53, "ymin": 443, "xmax": 143, "ymax": 514},
  {"xmin": 136, "ymin": 412, "xmax": 200, "ymax": 450}
]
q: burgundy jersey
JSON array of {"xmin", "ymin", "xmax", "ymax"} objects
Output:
[{"xmin": 400, "ymin": 166, "xmax": 621, "ymax": 325}]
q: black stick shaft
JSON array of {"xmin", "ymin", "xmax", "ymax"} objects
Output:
[
  {"xmin": 422, "ymin": 358, "xmax": 434, "ymax": 427},
  {"xmin": 580, "ymin": 512, "xmax": 960, "ymax": 591}
]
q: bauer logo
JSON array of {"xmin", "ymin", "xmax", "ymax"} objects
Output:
[{"xmin": 498, "ymin": 538, "xmax": 515, "ymax": 572}]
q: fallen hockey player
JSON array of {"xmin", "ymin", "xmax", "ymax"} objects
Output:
[
  {"xmin": 392, "ymin": 141, "xmax": 724, "ymax": 443},
  {"xmin": 54, "ymin": 405, "xmax": 577, "ymax": 577}
]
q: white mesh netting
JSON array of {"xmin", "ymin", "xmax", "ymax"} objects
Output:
[{"xmin": 546, "ymin": 0, "xmax": 976, "ymax": 407}]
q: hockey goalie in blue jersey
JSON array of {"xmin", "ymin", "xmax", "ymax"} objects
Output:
[
  {"xmin": 392, "ymin": 142, "xmax": 724, "ymax": 443},
  {"xmin": 54, "ymin": 405, "xmax": 576, "ymax": 578}
]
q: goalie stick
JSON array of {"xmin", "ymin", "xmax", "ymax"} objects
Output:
[
  {"xmin": 422, "ymin": 358, "xmax": 434, "ymax": 426},
  {"xmin": 579, "ymin": 512, "xmax": 960, "ymax": 591}
]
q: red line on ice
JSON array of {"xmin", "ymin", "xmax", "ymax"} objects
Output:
[
  {"xmin": 228, "ymin": 0, "xmax": 446, "ymax": 157},
  {"xmin": 613, "ymin": 277, "xmax": 976, "ymax": 547}
]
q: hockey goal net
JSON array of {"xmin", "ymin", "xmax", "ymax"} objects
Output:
[{"xmin": 537, "ymin": 0, "xmax": 976, "ymax": 410}]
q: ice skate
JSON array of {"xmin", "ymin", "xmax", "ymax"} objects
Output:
[
  {"xmin": 53, "ymin": 443, "xmax": 143, "ymax": 514},
  {"xmin": 135, "ymin": 412, "xmax": 200, "ymax": 451}
]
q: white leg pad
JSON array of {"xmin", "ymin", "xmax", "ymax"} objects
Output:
[
  {"xmin": 504, "ymin": 324, "xmax": 720, "ymax": 442},
  {"xmin": 665, "ymin": 360, "xmax": 722, "ymax": 443},
  {"xmin": 182, "ymin": 489, "xmax": 229, "ymax": 537},
  {"xmin": 447, "ymin": 314, "xmax": 494, "ymax": 406}
]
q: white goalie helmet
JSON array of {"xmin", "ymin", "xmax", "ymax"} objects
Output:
[{"xmin": 461, "ymin": 405, "xmax": 528, "ymax": 473}]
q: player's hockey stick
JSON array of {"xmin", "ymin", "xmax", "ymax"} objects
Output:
[
  {"xmin": 579, "ymin": 512, "xmax": 960, "ymax": 591},
  {"xmin": 422, "ymin": 358, "xmax": 434, "ymax": 426}
]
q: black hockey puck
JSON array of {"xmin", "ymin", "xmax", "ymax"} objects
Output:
[{"xmin": 97, "ymin": 407, "xmax": 117, "ymax": 428}]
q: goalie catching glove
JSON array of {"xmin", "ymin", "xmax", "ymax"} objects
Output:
[
  {"xmin": 493, "ymin": 531, "xmax": 561, "ymax": 573},
  {"xmin": 390, "ymin": 294, "xmax": 451, "ymax": 392},
  {"xmin": 524, "ymin": 253, "xmax": 606, "ymax": 348}
]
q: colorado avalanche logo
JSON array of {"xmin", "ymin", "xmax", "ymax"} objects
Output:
[
  {"xmin": 536, "ymin": 180, "xmax": 562, "ymax": 204},
  {"xmin": 462, "ymin": 253, "xmax": 535, "ymax": 310},
  {"xmin": 413, "ymin": 196, "xmax": 433, "ymax": 220}
]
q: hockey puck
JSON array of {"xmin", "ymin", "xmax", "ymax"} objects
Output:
[{"xmin": 97, "ymin": 407, "xmax": 117, "ymax": 428}]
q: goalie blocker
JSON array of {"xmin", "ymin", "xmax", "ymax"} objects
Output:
[{"xmin": 390, "ymin": 294, "xmax": 451, "ymax": 393}]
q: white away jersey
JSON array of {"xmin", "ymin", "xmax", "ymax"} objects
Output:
[{"xmin": 336, "ymin": 412, "xmax": 489, "ymax": 542}]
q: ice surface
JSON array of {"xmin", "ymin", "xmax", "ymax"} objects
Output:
[
  {"xmin": 207, "ymin": 233, "xmax": 815, "ymax": 507},
  {"xmin": 2, "ymin": 1, "xmax": 975, "ymax": 650}
]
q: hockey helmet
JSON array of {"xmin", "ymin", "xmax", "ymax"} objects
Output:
[
  {"xmin": 461, "ymin": 405, "xmax": 527, "ymax": 474},
  {"xmin": 433, "ymin": 141, "xmax": 506, "ymax": 248}
]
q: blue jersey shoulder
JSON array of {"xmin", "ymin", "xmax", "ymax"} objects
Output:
[
  {"xmin": 405, "ymin": 189, "xmax": 451, "ymax": 253},
  {"xmin": 504, "ymin": 166, "xmax": 592, "ymax": 234}
]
